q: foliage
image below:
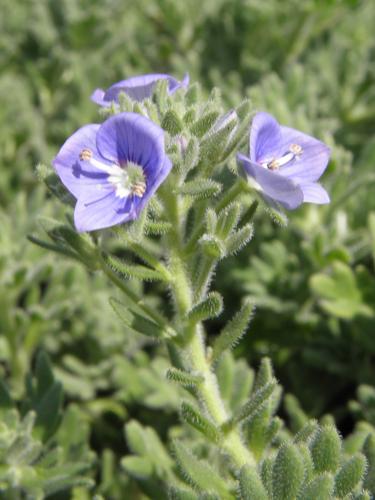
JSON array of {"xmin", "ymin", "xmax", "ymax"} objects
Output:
[{"xmin": 0, "ymin": 0, "xmax": 374, "ymax": 498}]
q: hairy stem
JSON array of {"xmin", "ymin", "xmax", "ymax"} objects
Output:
[{"xmin": 184, "ymin": 325, "xmax": 256, "ymax": 467}]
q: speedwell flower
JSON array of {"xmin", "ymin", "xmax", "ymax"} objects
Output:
[
  {"xmin": 91, "ymin": 73, "xmax": 189, "ymax": 107},
  {"xmin": 53, "ymin": 112, "xmax": 172, "ymax": 232},
  {"xmin": 237, "ymin": 112, "xmax": 330, "ymax": 209}
]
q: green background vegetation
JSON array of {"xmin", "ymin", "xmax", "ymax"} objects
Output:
[{"xmin": 0, "ymin": 0, "xmax": 374, "ymax": 497}]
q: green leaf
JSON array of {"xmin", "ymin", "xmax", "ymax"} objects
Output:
[
  {"xmin": 334, "ymin": 453, "xmax": 367, "ymax": 498},
  {"xmin": 299, "ymin": 473, "xmax": 334, "ymax": 500},
  {"xmin": 121, "ymin": 456, "xmax": 153, "ymax": 479},
  {"xmin": 363, "ymin": 434, "xmax": 375, "ymax": 493},
  {"xmin": 190, "ymin": 111, "xmax": 220, "ymax": 138},
  {"xmin": 216, "ymin": 203, "xmax": 241, "ymax": 239},
  {"xmin": 187, "ymin": 292, "xmax": 224, "ymax": 323},
  {"xmin": 172, "ymin": 441, "xmax": 230, "ymax": 498},
  {"xmin": 211, "ymin": 300, "xmax": 254, "ymax": 364},
  {"xmin": 109, "ymin": 297, "xmax": 175, "ymax": 339},
  {"xmin": 229, "ymin": 380, "xmax": 276, "ymax": 427},
  {"xmin": 225, "ymin": 224, "xmax": 253, "ymax": 255},
  {"xmin": 161, "ymin": 110, "xmax": 184, "ymax": 135},
  {"xmin": 24, "ymin": 352, "xmax": 63, "ymax": 441},
  {"xmin": 0, "ymin": 379, "xmax": 14, "ymax": 410},
  {"xmin": 310, "ymin": 425, "xmax": 342, "ymax": 474},
  {"xmin": 310, "ymin": 262, "xmax": 373, "ymax": 319},
  {"xmin": 178, "ymin": 179, "xmax": 222, "ymax": 199},
  {"xmin": 272, "ymin": 442, "xmax": 305, "ymax": 500},
  {"xmin": 199, "ymin": 235, "xmax": 225, "ymax": 260},
  {"xmin": 238, "ymin": 465, "xmax": 268, "ymax": 500},
  {"xmin": 183, "ymin": 137, "xmax": 200, "ymax": 171},
  {"xmin": 180, "ymin": 402, "xmax": 222, "ymax": 444},
  {"xmin": 169, "ymin": 486, "xmax": 199, "ymax": 500},
  {"xmin": 145, "ymin": 219, "xmax": 173, "ymax": 235},
  {"xmin": 185, "ymin": 83, "xmax": 201, "ymax": 105},
  {"xmin": 166, "ymin": 368, "xmax": 204, "ymax": 388},
  {"xmin": 105, "ymin": 255, "xmax": 170, "ymax": 282},
  {"xmin": 294, "ymin": 420, "xmax": 319, "ymax": 444}
]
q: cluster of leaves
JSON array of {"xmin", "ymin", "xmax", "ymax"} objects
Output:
[{"xmin": 0, "ymin": 352, "xmax": 94, "ymax": 498}]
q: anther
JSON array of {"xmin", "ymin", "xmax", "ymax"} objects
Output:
[
  {"xmin": 132, "ymin": 182, "xmax": 146, "ymax": 197},
  {"xmin": 268, "ymin": 159, "xmax": 280, "ymax": 170},
  {"xmin": 289, "ymin": 144, "xmax": 302, "ymax": 156},
  {"xmin": 79, "ymin": 148, "xmax": 93, "ymax": 161}
]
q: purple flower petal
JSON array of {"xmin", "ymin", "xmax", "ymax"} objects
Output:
[
  {"xmin": 237, "ymin": 153, "xmax": 304, "ymax": 209},
  {"xmin": 277, "ymin": 126, "xmax": 331, "ymax": 183},
  {"xmin": 250, "ymin": 112, "xmax": 282, "ymax": 164},
  {"xmin": 301, "ymin": 183, "xmax": 330, "ymax": 204},
  {"xmin": 74, "ymin": 191, "xmax": 137, "ymax": 232},
  {"xmin": 134, "ymin": 155, "xmax": 173, "ymax": 216},
  {"xmin": 91, "ymin": 73, "xmax": 189, "ymax": 106},
  {"xmin": 96, "ymin": 112, "xmax": 165, "ymax": 176},
  {"xmin": 53, "ymin": 124, "xmax": 113, "ymax": 200}
]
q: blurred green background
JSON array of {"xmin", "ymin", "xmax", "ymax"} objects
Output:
[{"xmin": 1, "ymin": 0, "xmax": 374, "ymax": 496}]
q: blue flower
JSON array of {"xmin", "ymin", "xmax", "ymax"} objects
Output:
[
  {"xmin": 53, "ymin": 113, "xmax": 172, "ymax": 232},
  {"xmin": 237, "ymin": 112, "xmax": 330, "ymax": 209},
  {"xmin": 91, "ymin": 73, "xmax": 189, "ymax": 107}
]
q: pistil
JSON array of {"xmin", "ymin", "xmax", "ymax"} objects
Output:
[{"xmin": 260, "ymin": 143, "xmax": 303, "ymax": 171}]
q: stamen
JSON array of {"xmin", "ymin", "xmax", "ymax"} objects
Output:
[
  {"xmin": 78, "ymin": 150, "xmax": 147, "ymax": 199},
  {"xmin": 79, "ymin": 148, "xmax": 93, "ymax": 161},
  {"xmin": 289, "ymin": 143, "xmax": 303, "ymax": 155},
  {"xmin": 262, "ymin": 143, "xmax": 303, "ymax": 171},
  {"xmin": 268, "ymin": 159, "xmax": 280, "ymax": 170},
  {"xmin": 132, "ymin": 182, "xmax": 147, "ymax": 197}
]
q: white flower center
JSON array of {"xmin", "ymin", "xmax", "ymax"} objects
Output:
[
  {"xmin": 79, "ymin": 149, "xmax": 146, "ymax": 199},
  {"xmin": 260, "ymin": 143, "xmax": 303, "ymax": 171}
]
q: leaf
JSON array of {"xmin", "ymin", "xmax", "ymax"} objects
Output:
[
  {"xmin": 225, "ymin": 224, "xmax": 254, "ymax": 255},
  {"xmin": 334, "ymin": 453, "xmax": 367, "ymax": 498},
  {"xmin": 161, "ymin": 110, "xmax": 184, "ymax": 135},
  {"xmin": 215, "ymin": 203, "xmax": 241, "ymax": 239},
  {"xmin": 299, "ymin": 473, "xmax": 334, "ymax": 500},
  {"xmin": 180, "ymin": 402, "xmax": 222, "ymax": 443},
  {"xmin": 109, "ymin": 297, "xmax": 175, "ymax": 339},
  {"xmin": 187, "ymin": 292, "xmax": 224, "ymax": 323},
  {"xmin": 121, "ymin": 456, "xmax": 153, "ymax": 479},
  {"xmin": 238, "ymin": 465, "xmax": 268, "ymax": 500},
  {"xmin": 190, "ymin": 111, "xmax": 220, "ymax": 138},
  {"xmin": 310, "ymin": 262, "xmax": 373, "ymax": 319},
  {"xmin": 178, "ymin": 179, "xmax": 222, "ymax": 199},
  {"xmin": 106, "ymin": 255, "xmax": 170, "ymax": 282},
  {"xmin": 172, "ymin": 441, "xmax": 230, "ymax": 498},
  {"xmin": 229, "ymin": 380, "xmax": 276, "ymax": 427},
  {"xmin": 272, "ymin": 442, "xmax": 305, "ymax": 500},
  {"xmin": 166, "ymin": 368, "xmax": 204, "ymax": 388},
  {"xmin": 211, "ymin": 300, "xmax": 254, "ymax": 364},
  {"xmin": 310, "ymin": 425, "xmax": 342, "ymax": 473}
]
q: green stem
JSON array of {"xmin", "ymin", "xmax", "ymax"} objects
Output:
[{"xmin": 187, "ymin": 327, "xmax": 255, "ymax": 468}]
